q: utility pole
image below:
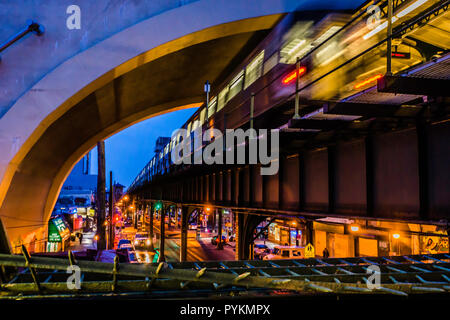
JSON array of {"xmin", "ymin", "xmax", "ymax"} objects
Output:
[
  {"xmin": 217, "ymin": 209, "xmax": 223, "ymax": 250},
  {"xmin": 158, "ymin": 205, "xmax": 166, "ymax": 262},
  {"xmin": 96, "ymin": 141, "xmax": 106, "ymax": 251},
  {"xmin": 109, "ymin": 171, "xmax": 114, "ymax": 249}
]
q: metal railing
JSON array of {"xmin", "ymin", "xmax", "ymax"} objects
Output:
[
  {"xmin": 0, "ymin": 20, "xmax": 44, "ymax": 60},
  {"xmin": 0, "ymin": 246, "xmax": 449, "ymax": 299}
]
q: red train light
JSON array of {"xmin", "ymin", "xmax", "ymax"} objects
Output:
[{"xmin": 282, "ymin": 66, "xmax": 306, "ymax": 85}]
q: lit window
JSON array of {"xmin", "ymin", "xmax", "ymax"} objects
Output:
[
  {"xmin": 280, "ymin": 36, "xmax": 312, "ymax": 64},
  {"xmin": 217, "ymin": 87, "xmax": 229, "ymax": 112},
  {"xmin": 245, "ymin": 50, "xmax": 264, "ymax": 89},
  {"xmin": 192, "ymin": 119, "xmax": 200, "ymax": 131},
  {"xmin": 200, "ymin": 108, "xmax": 206, "ymax": 125},
  {"xmin": 263, "ymin": 52, "xmax": 278, "ymax": 75},
  {"xmin": 228, "ymin": 70, "xmax": 244, "ymax": 101},
  {"xmin": 208, "ymin": 97, "xmax": 217, "ymax": 118}
]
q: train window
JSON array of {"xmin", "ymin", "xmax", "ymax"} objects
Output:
[
  {"xmin": 280, "ymin": 38, "xmax": 310, "ymax": 64},
  {"xmin": 208, "ymin": 97, "xmax": 217, "ymax": 118},
  {"xmin": 200, "ymin": 108, "xmax": 206, "ymax": 125},
  {"xmin": 244, "ymin": 50, "xmax": 264, "ymax": 89},
  {"xmin": 192, "ymin": 119, "xmax": 200, "ymax": 131},
  {"xmin": 228, "ymin": 70, "xmax": 244, "ymax": 101},
  {"xmin": 217, "ymin": 87, "xmax": 228, "ymax": 112},
  {"xmin": 263, "ymin": 52, "xmax": 278, "ymax": 75},
  {"xmin": 313, "ymin": 25, "xmax": 342, "ymax": 47}
]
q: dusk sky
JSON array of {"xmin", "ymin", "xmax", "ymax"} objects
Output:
[{"xmin": 89, "ymin": 107, "xmax": 198, "ymax": 189}]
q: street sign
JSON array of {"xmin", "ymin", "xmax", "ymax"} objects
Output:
[
  {"xmin": 204, "ymin": 80, "xmax": 210, "ymax": 93},
  {"xmin": 305, "ymin": 243, "xmax": 315, "ymax": 258}
]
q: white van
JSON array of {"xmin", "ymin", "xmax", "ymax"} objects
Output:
[{"xmin": 263, "ymin": 246, "xmax": 305, "ymax": 260}]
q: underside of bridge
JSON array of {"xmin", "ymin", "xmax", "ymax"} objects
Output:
[
  {"xmin": 0, "ymin": 16, "xmax": 284, "ymax": 251},
  {"xmin": 132, "ymin": 118, "xmax": 450, "ymax": 260}
]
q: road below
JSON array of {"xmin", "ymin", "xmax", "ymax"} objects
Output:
[{"xmin": 146, "ymin": 220, "xmax": 236, "ymax": 262}]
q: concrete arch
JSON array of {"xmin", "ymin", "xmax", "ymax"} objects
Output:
[{"xmin": 0, "ymin": 0, "xmax": 360, "ymax": 249}]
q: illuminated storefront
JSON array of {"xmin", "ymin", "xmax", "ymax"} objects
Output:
[
  {"xmin": 268, "ymin": 219, "xmax": 304, "ymax": 246},
  {"xmin": 312, "ymin": 217, "xmax": 449, "ymax": 258}
]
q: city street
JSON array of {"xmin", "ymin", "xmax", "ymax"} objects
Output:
[{"xmin": 151, "ymin": 221, "xmax": 236, "ymax": 262}]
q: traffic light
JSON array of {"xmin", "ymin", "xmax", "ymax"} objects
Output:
[{"xmin": 155, "ymin": 202, "xmax": 162, "ymax": 211}]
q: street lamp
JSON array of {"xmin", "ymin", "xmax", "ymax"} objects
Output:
[{"xmin": 392, "ymin": 233, "xmax": 401, "ymax": 255}]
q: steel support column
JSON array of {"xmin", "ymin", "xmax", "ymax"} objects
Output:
[
  {"xmin": 328, "ymin": 146, "xmax": 336, "ymax": 214},
  {"xmin": 298, "ymin": 154, "xmax": 305, "ymax": 211},
  {"xmin": 365, "ymin": 135, "xmax": 374, "ymax": 217},
  {"xmin": 235, "ymin": 213, "xmax": 265, "ymax": 260},
  {"xmin": 417, "ymin": 121, "xmax": 430, "ymax": 220},
  {"xmin": 279, "ymin": 155, "xmax": 284, "ymax": 210},
  {"xmin": 305, "ymin": 220, "xmax": 314, "ymax": 246},
  {"xmin": 217, "ymin": 209, "xmax": 223, "ymax": 250},
  {"xmin": 180, "ymin": 206, "xmax": 189, "ymax": 262}
]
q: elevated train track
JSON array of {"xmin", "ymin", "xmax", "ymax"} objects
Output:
[{"xmin": 129, "ymin": 0, "xmax": 450, "ymax": 221}]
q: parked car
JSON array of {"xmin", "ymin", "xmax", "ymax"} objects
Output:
[
  {"xmin": 263, "ymin": 246, "xmax": 304, "ymax": 260},
  {"xmin": 189, "ymin": 223, "xmax": 197, "ymax": 230},
  {"xmin": 254, "ymin": 244, "xmax": 271, "ymax": 260}
]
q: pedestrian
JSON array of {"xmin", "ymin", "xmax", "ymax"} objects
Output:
[
  {"xmin": 79, "ymin": 233, "xmax": 83, "ymax": 244},
  {"xmin": 322, "ymin": 247, "xmax": 330, "ymax": 259}
]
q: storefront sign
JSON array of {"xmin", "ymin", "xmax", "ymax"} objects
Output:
[
  {"xmin": 48, "ymin": 217, "xmax": 70, "ymax": 243},
  {"xmin": 423, "ymin": 235, "xmax": 448, "ymax": 254},
  {"xmin": 48, "ymin": 221, "xmax": 61, "ymax": 242}
]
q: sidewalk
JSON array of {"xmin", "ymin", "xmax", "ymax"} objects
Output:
[{"xmin": 67, "ymin": 231, "xmax": 97, "ymax": 251}]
